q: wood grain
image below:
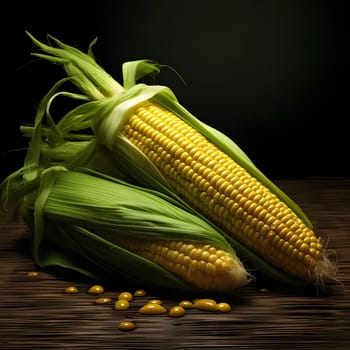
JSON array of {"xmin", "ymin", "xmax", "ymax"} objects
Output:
[{"xmin": 1, "ymin": 178, "xmax": 349, "ymax": 349}]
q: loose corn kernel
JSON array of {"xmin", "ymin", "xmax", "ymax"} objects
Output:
[
  {"xmin": 168, "ymin": 305, "xmax": 185, "ymax": 317},
  {"xmin": 114, "ymin": 299, "xmax": 130, "ymax": 310},
  {"xmin": 88, "ymin": 285, "xmax": 104, "ymax": 294},
  {"xmin": 118, "ymin": 321, "xmax": 136, "ymax": 331},
  {"xmin": 133, "ymin": 289, "xmax": 147, "ymax": 297},
  {"xmin": 118, "ymin": 291, "xmax": 133, "ymax": 301},
  {"xmin": 178, "ymin": 300, "xmax": 194, "ymax": 309},
  {"xmin": 27, "ymin": 271, "xmax": 39, "ymax": 277},
  {"xmin": 64, "ymin": 286, "xmax": 79, "ymax": 294},
  {"xmin": 217, "ymin": 302, "xmax": 231, "ymax": 313},
  {"xmin": 95, "ymin": 297, "xmax": 112, "ymax": 304},
  {"xmin": 192, "ymin": 298, "xmax": 218, "ymax": 311},
  {"xmin": 139, "ymin": 303, "xmax": 167, "ymax": 315}
]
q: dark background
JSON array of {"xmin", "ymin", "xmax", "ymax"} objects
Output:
[{"xmin": 2, "ymin": 0, "xmax": 348, "ymax": 181}]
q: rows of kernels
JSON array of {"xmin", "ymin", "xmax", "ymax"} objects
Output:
[
  {"xmin": 114, "ymin": 238, "xmax": 238, "ymax": 290},
  {"xmin": 122, "ymin": 102, "xmax": 326, "ymax": 282}
]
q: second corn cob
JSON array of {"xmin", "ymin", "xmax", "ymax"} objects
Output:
[{"xmin": 4, "ymin": 166, "xmax": 248, "ymax": 292}]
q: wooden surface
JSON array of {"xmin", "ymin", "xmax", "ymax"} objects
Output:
[{"xmin": 1, "ymin": 178, "xmax": 349, "ymax": 349}]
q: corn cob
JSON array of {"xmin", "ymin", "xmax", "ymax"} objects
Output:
[
  {"xmin": 6, "ymin": 167, "xmax": 248, "ymax": 292},
  {"xmin": 106, "ymin": 237, "xmax": 244, "ymax": 291},
  {"xmin": 120, "ymin": 101, "xmax": 330, "ymax": 284},
  {"xmin": 21, "ymin": 32, "xmax": 336, "ymax": 287}
]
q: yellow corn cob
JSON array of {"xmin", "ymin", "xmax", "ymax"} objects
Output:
[
  {"xmin": 120, "ymin": 101, "xmax": 334, "ymax": 284},
  {"xmin": 114, "ymin": 237, "xmax": 245, "ymax": 291}
]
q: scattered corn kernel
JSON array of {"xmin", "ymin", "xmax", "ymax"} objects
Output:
[
  {"xmin": 27, "ymin": 271, "xmax": 39, "ymax": 277},
  {"xmin": 178, "ymin": 300, "xmax": 194, "ymax": 309},
  {"xmin": 118, "ymin": 321, "xmax": 136, "ymax": 331},
  {"xmin": 168, "ymin": 305, "xmax": 185, "ymax": 317},
  {"xmin": 114, "ymin": 299, "xmax": 130, "ymax": 310},
  {"xmin": 217, "ymin": 302, "xmax": 231, "ymax": 313},
  {"xmin": 118, "ymin": 291, "xmax": 133, "ymax": 301},
  {"xmin": 148, "ymin": 299, "xmax": 162, "ymax": 304},
  {"xmin": 64, "ymin": 286, "xmax": 79, "ymax": 294},
  {"xmin": 139, "ymin": 303, "xmax": 167, "ymax": 315},
  {"xmin": 88, "ymin": 285, "xmax": 104, "ymax": 294},
  {"xmin": 193, "ymin": 298, "xmax": 218, "ymax": 311},
  {"xmin": 95, "ymin": 297, "xmax": 112, "ymax": 304},
  {"xmin": 133, "ymin": 289, "xmax": 147, "ymax": 297}
]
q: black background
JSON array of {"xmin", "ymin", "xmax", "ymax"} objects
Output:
[{"xmin": 2, "ymin": 0, "xmax": 348, "ymax": 181}]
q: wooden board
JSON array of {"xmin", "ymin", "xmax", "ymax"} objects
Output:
[{"xmin": 1, "ymin": 178, "xmax": 349, "ymax": 349}]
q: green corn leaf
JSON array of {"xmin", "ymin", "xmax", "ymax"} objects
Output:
[{"xmin": 122, "ymin": 59, "xmax": 161, "ymax": 89}]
